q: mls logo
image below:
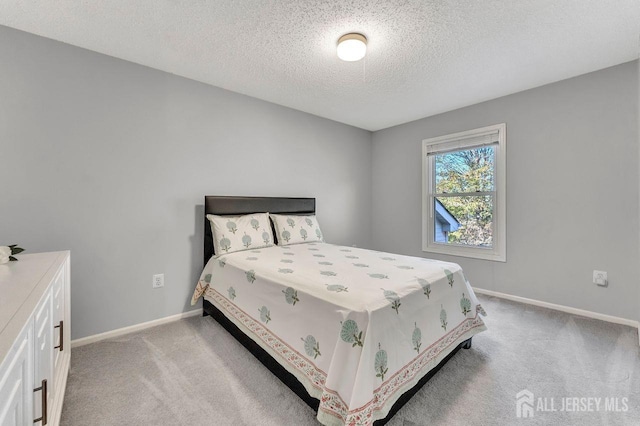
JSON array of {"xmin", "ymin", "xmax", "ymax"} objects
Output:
[{"xmin": 516, "ymin": 389, "xmax": 535, "ymax": 418}]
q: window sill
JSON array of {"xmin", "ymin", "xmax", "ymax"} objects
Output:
[{"xmin": 422, "ymin": 244, "xmax": 506, "ymax": 262}]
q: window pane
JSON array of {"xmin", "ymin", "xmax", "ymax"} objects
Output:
[
  {"xmin": 434, "ymin": 195, "xmax": 493, "ymax": 247},
  {"xmin": 435, "ymin": 146, "xmax": 494, "ymax": 193}
]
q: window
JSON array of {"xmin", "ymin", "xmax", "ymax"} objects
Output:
[{"xmin": 422, "ymin": 123, "xmax": 506, "ymax": 262}]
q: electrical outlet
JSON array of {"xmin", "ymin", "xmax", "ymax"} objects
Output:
[
  {"xmin": 593, "ymin": 270, "xmax": 607, "ymax": 287},
  {"xmin": 153, "ymin": 274, "xmax": 164, "ymax": 288}
]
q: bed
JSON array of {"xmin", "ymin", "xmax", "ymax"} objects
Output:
[{"xmin": 192, "ymin": 196, "xmax": 487, "ymax": 425}]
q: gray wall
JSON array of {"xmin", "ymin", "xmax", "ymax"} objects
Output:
[
  {"xmin": 0, "ymin": 26, "xmax": 373, "ymax": 339},
  {"xmin": 1, "ymin": 23, "xmax": 637, "ymax": 340},
  {"xmin": 372, "ymin": 61, "xmax": 639, "ymax": 322}
]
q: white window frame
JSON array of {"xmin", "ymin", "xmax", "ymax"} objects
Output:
[{"xmin": 422, "ymin": 123, "xmax": 506, "ymax": 262}]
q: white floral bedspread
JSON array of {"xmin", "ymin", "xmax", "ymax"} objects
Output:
[{"xmin": 191, "ymin": 243, "xmax": 487, "ymax": 426}]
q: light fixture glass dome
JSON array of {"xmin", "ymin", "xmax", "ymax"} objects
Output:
[{"xmin": 337, "ymin": 33, "xmax": 367, "ymax": 62}]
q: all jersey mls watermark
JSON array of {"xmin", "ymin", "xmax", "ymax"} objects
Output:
[{"xmin": 516, "ymin": 390, "xmax": 629, "ymax": 418}]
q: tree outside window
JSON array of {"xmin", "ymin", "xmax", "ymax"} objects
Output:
[{"xmin": 435, "ymin": 146, "xmax": 495, "ymax": 247}]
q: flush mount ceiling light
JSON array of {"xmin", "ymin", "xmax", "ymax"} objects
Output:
[{"xmin": 337, "ymin": 33, "xmax": 367, "ymax": 62}]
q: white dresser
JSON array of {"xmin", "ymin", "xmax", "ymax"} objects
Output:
[{"xmin": 0, "ymin": 252, "xmax": 71, "ymax": 426}]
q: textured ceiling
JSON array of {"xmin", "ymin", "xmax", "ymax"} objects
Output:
[{"xmin": 1, "ymin": 1, "xmax": 639, "ymax": 131}]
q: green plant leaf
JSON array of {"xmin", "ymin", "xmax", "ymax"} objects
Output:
[
  {"xmin": 9, "ymin": 256, "xmax": 17, "ymax": 261},
  {"xmin": 11, "ymin": 247, "xmax": 24, "ymax": 254}
]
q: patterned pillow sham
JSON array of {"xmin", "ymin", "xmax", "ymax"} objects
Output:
[
  {"xmin": 207, "ymin": 213, "xmax": 274, "ymax": 256},
  {"xmin": 271, "ymin": 214, "xmax": 324, "ymax": 246}
]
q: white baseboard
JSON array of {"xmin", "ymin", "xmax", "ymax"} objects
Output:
[
  {"xmin": 71, "ymin": 309, "xmax": 202, "ymax": 348},
  {"xmin": 473, "ymin": 287, "xmax": 640, "ymax": 341},
  {"xmin": 71, "ymin": 290, "xmax": 640, "ymax": 348}
]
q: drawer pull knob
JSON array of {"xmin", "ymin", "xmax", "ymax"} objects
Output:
[
  {"xmin": 54, "ymin": 320, "xmax": 63, "ymax": 351},
  {"xmin": 33, "ymin": 379, "xmax": 47, "ymax": 424}
]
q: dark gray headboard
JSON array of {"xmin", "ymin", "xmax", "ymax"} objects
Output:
[{"xmin": 203, "ymin": 196, "xmax": 316, "ymax": 267}]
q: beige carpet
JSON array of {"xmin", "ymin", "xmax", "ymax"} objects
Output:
[{"xmin": 60, "ymin": 295, "xmax": 640, "ymax": 425}]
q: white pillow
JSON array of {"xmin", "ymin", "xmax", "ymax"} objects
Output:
[
  {"xmin": 271, "ymin": 214, "xmax": 324, "ymax": 246},
  {"xmin": 207, "ymin": 213, "xmax": 274, "ymax": 256}
]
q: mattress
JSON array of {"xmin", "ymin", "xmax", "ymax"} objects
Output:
[{"xmin": 191, "ymin": 243, "xmax": 487, "ymax": 426}]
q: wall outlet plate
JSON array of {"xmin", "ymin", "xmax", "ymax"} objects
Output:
[
  {"xmin": 593, "ymin": 270, "xmax": 607, "ymax": 287},
  {"xmin": 153, "ymin": 273, "xmax": 164, "ymax": 288}
]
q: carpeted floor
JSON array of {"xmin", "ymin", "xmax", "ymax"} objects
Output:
[{"xmin": 60, "ymin": 295, "xmax": 640, "ymax": 425}]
